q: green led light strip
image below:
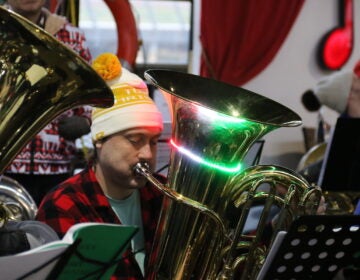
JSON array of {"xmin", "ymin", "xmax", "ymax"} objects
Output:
[{"xmin": 170, "ymin": 139, "xmax": 242, "ymax": 173}]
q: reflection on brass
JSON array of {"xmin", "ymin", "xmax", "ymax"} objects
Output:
[
  {"xmin": 296, "ymin": 142, "xmax": 327, "ymax": 172},
  {"xmin": 297, "ymin": 142, "xmax": 360, "ymax": 215},
  {"xmin": 324, "ymin": 191, "xmax": 360, "ymax": 215},
  {"xmin": 0, "ymin": 6, "xmax": 114, "ymax": 226},
  {"xmin": 0, "ymin": 176, "xmax": 37, "ymax": 226},
  {"xmin": 139, "ymin": 70, "xmax": 322, "ymax": 280}
]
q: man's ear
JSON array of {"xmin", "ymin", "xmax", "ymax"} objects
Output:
[{"xmin": 95, "ymin": 141, "xmax": 102, "ymax": 149}]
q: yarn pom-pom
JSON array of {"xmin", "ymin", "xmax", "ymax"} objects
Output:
[{"xmin": 92, "ymin": 53, "xmax": 122, "ymax": 81}]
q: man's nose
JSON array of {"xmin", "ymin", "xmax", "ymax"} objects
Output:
[{"xmin": 139, "ymin": 143, "xmax": 154, "ymax": 159}]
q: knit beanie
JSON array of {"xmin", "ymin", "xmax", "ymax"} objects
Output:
[
  {"xmin": 314, "ymin": 70, "xmax": 353, "ymax": 113},
  {"xmin": 91, "ymin": 53, "xmax": 163, "ymax": 142}
]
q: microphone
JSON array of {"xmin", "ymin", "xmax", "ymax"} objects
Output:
[
  {"xmin": 58, "ymin": 116, "xmax": 91, "ymax": 141},
  {"xmin": 301, "ymin": 90, "xmax": 321, "ymax": 112}
]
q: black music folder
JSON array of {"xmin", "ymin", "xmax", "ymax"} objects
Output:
[
  {"xmin": 318, "ymin": 118, "xmax": 360, "ymax": 191},
  {"xmin": 257, "ymin": 215, "xmax": 360, "ymax": 279}
]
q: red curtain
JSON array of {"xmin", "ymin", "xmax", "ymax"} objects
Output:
[{"xmin": 200, "ymin": 0, "xmax": 305, "ymax": 86}]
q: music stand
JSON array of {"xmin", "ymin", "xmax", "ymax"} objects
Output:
[
  {"xmin": 243, "ymin": 140, "xmax": 264, "ymax": 168},
  {"xmin": 257, "ymin": 215, "xmax": 360, "ymax": 279},
  {"xmin": 318, "ymin": 118, "xmax": 360, "ymax": 191}
]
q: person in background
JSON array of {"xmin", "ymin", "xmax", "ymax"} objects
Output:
[
  {"xmin": 308, "ymin": 70, "xmax": 360, "ymax": 118},
  {"xmin": 299, "ymin": 69, "xmax": 360, "ymax": 184},
  {"xmin": 36, "ymin": 53, "xmax": 165, "ymax": 279},
  {"xmin": 302, "ymin": 66, "xmax": 360, "ymax": 280},
  {"xmin": 3, "ymin": 0, "xmax": 92, "ymax": 205},
  {"xmin": 302, "ymin": 69, "xmax": 358, "ymax": 136}
]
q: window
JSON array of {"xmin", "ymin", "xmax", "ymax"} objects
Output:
[{"xmin": 79, "ymin": 0, "xmax": 192, "ymax": 68}]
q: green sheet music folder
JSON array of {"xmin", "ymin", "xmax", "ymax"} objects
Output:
[{"xmin": 47, "ymin": 223, "xmax": 138, "ymax": 280}]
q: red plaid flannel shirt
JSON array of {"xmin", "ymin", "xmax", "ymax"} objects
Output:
[
  {"xmin": 36, "ymin": 166, "xmax": 165, "ymax": 280},
  {"xmin": 6, "ymin": 22, "xmax": 92, "ymax": 175}
]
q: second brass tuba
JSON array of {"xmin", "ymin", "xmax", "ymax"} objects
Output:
[
  {"xmin": 0, "ymin": 6, "xmax": 114, "ymax": 225},
  {"xmin": 136, "ymin": 70, "xmax": 322, "ymax": 279}
]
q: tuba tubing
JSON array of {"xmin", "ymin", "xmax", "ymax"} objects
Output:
[
  {"xmin": 135, "ymin": 162, "xmax": 227, "ymax": 238},
  {"xmin": 0, "ymin": 6, "xmax": 114, "ymax": 225},
  {"xmin": 142, "ymin": 70, "xmax": 322, "ymax": 280},
  {"xmin": 0, "ymin": 6, "xmax": 114, "ymax": 174}
]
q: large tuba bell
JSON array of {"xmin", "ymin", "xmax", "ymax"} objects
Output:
[
  {"xmin": 135, "ymin": 70, "xmax": 322, "ymax": 279},
  {"xmin": 0, "ymin": 6, "xmax": 114, "ymax": 226}
]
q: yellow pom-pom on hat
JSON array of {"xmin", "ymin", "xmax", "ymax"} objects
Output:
[
  {"xmin": 91, "ymin": 53, "xmax": 163, "ymax": 142},
  {"xmin": 92, "ymin": 53, "xmax": 122, "ymax": 81}
]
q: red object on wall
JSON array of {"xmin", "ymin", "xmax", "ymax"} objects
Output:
[
  {"xmin": 48, "ymin": 0, "xmax": 139, "ymax": 68},
  {"xmin": 47, "ymin": 0, "xmax": 58, "ymax": 12},
  {"xmin": 199, "ymin": 0, "xmax": 305, "ymax": 86},
  {"xmin": 319, "ymin": 0, "xmax": 354, "ymax": 70},
  {"xmin": 353, "ymin": 60, "xmax": 360, "ymax": 77},
  {"xmin": 103, "ymin": 0, "xmax": 139, "ymax": 69}
]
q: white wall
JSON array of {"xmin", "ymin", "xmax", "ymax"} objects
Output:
[{"xmin": 191, "ymin": 0, "xmax": 360, "ymax": 169}]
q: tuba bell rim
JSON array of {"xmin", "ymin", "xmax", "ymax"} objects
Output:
[{"xmin": 144, "ymin": 69, "xmax": 302, "ymax": 127}]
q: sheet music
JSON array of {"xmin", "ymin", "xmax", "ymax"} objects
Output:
[
  {"xmin": 0, "ymin": 246, "xmax": 66, "ymax": 280},
  {"xmin": 0, "ymin": 223, "xmax": 138, "ymax": 280}
]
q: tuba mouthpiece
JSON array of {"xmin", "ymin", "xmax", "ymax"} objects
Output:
[{"xmin": 134, "ymin": 162, "xmax": 150, "ymax": 177}]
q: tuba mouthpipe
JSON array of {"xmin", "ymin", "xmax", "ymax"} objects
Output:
[{"xmin": 134, "ymin": 162, "xmax": 228, "ymax": 240}]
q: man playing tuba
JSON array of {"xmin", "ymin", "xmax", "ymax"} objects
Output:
[{"xmin": 36, "ymin": 53, "xmax": 166, "ymax": 279}]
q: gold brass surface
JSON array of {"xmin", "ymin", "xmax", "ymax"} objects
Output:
[
  {"xmin": 139, "ymin": 70, "xmax": 321, "ymax": 280},
  {"xmin": 0, "ymin": 175, "xmax": 37, "ymax": 226},
  {"xmin": 0, "ymin": 6, "xmax": 114, "ymax": 174},
  {"xmin": 0, "ymin": 6, "xmax": 114, "ymax": 225},
  {"xmin": 324, "ymin": 191, "xmax": 360, "ymax": 215},
  {"xmin": 296, "ymin": 142, "xmax": 327, "ymax": 172},
  {"xmin": 296, "ymin": 142, "xmax": 360, "ymax": 215}
]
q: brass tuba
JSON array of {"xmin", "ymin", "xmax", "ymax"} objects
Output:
[
  {"xmin": 0, "ymin": 6, "xmax": 114, "ymax": 226},
  {"xmin": 136, "ymin": 70, "xmax": 322, "ymax": 279}
]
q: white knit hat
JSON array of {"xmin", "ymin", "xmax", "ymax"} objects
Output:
[
  {"xmin": 314, "ymin": 70, "xmax": 353, "ymax": 113},
  {"xmin": 91, "ymin": 53, "xmax": 163, "ymax": 142}
]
